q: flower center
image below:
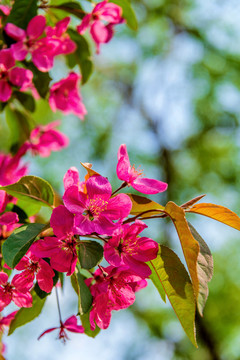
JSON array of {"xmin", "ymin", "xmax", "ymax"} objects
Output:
[
  {"xmin": 129, "ymin": 164, "xmax": 143, "ymax": 182},
  {"xmin": 84, "ymin": 198, "xmax": 108, "ymax": 220}
]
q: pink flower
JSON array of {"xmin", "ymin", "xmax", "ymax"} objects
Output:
[
  {"xmin": 32, "ymin": 205, "xmax": 77, "ymax": 276},
  {"xmin": 0, "ymin": 212, "xmax": 19, "ymax": 239},
  {"xmin": 117, "ymin": 144, "xmax": 168, "ymax": 194},
  {"xmin": 45, "ymin": 17, "xmax": 76, "ymax": 56},
  {"xmin": 49, "ymin": 72, "xmax": 87, "ymax": 120},
  {"xmin": 0, "ymin": 150, "xmax": 28, "ymax": 187},
  {"xmin": 0, "ymin": 5, "xmax": 10, "ymax": 29},
  {"xmin": 77, "ymin": 1, "xmax": 123, "ymax": 53},
  {"xmin": 13, "ymin": 249, "xmax": 55, "ymax": 293},
  {"xmin": 5, "ymin": 16, "xmax": 47, "ymax": 64},
  {"xmin": 63, "ymin": 167, "xmax": 85, "ymax": 191},
  {"xmin": 0, "ymin": 48, "xmax": 33, "ymax": 102},
  {"xmin": 0, "ymin": 311, "xmax": 17, "ymax": 332},
  {"xmin": 63, "ymin": 174, "xmax": 132, "ymax": 236},
  {"xmin": 20, "ymin": 120, "xmax": 69, "ymax": 157},
  {"xmin": 88, "ymin": 266, "xmax": 145, "ymax": 330},
  {"xmin": 0, "ymin": 272, "xmax": 32, "ymax": 311},
  {"xmin": 104, "ymin": 220, "xmax": 158, "ymax": 278},
  {"xmin": 0, "ymin": 150, "xmax": 28, "ymax": 212},
  {"xmin": 38, "ymin": 315, "xmax": 84, "ymax": 342}
]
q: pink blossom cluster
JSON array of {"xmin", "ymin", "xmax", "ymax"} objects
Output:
[{"xmin": 0, "ymin": 144, "xmax": 166, "ymax": 340}]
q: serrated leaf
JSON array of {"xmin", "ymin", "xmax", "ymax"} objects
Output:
[
  {"xmin": 164, "ymin": 202, "xmax": 200, "ymax": 298},
  {"xmin": 6, "ymin": 0, "xmax": 38, "ymax": 29},
  {"xmin": 8, "ymin": 291, "xmax": 46, "ymax": 335},
  {"xmin": 127, "ymin": 193, "xmax": 164, "ymax": 218},
  {"xmin": 14, "ymin": 91, "xmax": 35, "ymax": 112},
  {"xmin": 75, "ymin": 269, "xmax": 92, "ymax": 315},
  {"xmin": 188, "ymin": 222, "xmax": 213, "ymax": 316},
  {"xmin": 0, "ymin": 176, "xmax": 54, "ymax": 208},
  {"xmin": 150, "ymin": 245, "xmax": 197, "ymax": 347},
  {"xmin": 67, "ymin": 29, "xmax": 93, "ymax": 84},
  {"xmin": 187, "ymin": 203, "xmax": 240, "ymax": 231},
  {"xmin": 111, "ymin": 0, "xmax": 138, "ymax": 30},
  {"xmin": 80, "ymin": 310, "xmax": 101, "ymax": 338},
  {"xmin": 2, "ymin": 223, "xmax": 45, "ymax": 268},
  {"xmin": 78, "ymin": 241, "xmax": 103, "ymax": 269}
]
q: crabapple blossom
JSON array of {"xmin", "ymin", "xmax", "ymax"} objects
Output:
[
  {"xmin": 77, "ymin": 0, "xmax": 123, "ymax": 53},
  {"xmin": 0, "ymin": 272, "xmax": 32, "ymax": 311},
  {"xmin": 0, "ymin": 212, "xmax": 19, "ymax": 239},
  {"xmin": 20, "ymin": 120, "xmax": 69, "ymax": 157},
  {"xmin": 13, "ymin": 249, "xmax": 55, "ymax": 293},
  {"xmin": 117, "ymin": 144, "xmax": 168, "ymax": 194},
  {"xmin": 49, "ymin": 72, "xmax": 87, "ymax": 120},
  {"xmin": 63, "ymin": 174, "xmax": 132, "ymax": 235},
  {"xmin": 0, "ymin": 48, "xmax": 33, "ymax": 102},
  {"xmin": 104, "ymin": 220, "xmax": 158, "ymax": 277},
  {"xmin": 38, "ymin": 315, "xmax": 84, "ymax": 342}
]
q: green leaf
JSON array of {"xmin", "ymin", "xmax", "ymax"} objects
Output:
[
  {"xmin": 148, "ymin": 261, "xmax": 166, "ymax": 303},
  {"xmin": 8, "ymin": 291, "xmax": 46, "ymax": 335},
  {"xmin": 127, "ymin": 193, "xmax": 164, "ymax": 218},
  {"xmin": 6, "ymin": 0, "xmax": 38, "ymax": 29},
  {"xmin": 5, "ymin": 107, "xmax": 32, "ymax": 153},
  {"xmin": 29, "ymin": 65, "xmax": 52, "ymax": 98},
  {"xmin": 75, "ymin": 269, "xmax": 93, "ymax": 315},
  {"xmin": 2, "ymin": 223, "xmax": 46, "ymax": 268},
  {"xmin": 0, "ymin": 176, "xmax": 54, "ymax": 208},
  {"xmin": 14, "ymin": 91, "xmax": 36, "ymax": 112},
  {"xmin": 67, "ymin": 29, "xmax": 93, "ymax": 84},
  {"xmin": 51, "ymin": 2, "xmax": 85, "ymax": 19},
  {"xmin": 16, "ymin": 198, "xmax": 42, "ymax": 217},
  {"xmin": 149, "ymin": 245, "xmax": 197, "ymax": 347},
  {"xmin": 111, "ymin": 0, "xmax": 138, "ymax": 30},
  {"xmin": 80, "ymin": 310, "xmax": 101, "ymax": 338},
  {"xmin": 78, "ymin": 241, "xmax": 103, "ymax": 269},
  {"xmin": 188, "ymin": 222, "xmax": 213, "ymax": 316}
]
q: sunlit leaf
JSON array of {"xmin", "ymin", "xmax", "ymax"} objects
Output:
[
  {"xmin": 149, "ymin": 245, "xmax": 197, "ymax": 347},
  {"xmin": 8, "ymin": 291, "xmax": 46, "ymax": 335},
  {"xmin": 148, "ymin": 260, "xmax": 166, "ymax": 302},
  {"xmin": 187, "ymin": 203, "xmax": 240, "ymax": 231},
  {"xmin": 111, "ymin": 0, "xmax": 138, "ymax": 30},
  {"xmin": 2, "ymin": 223, "xmax": 46, "ymax": 268},
  {"xmin": 78, "ymin": 241, "xmax": 103, "ymax": 269},
  {"xmin": 6, "ymin": 0, "xmax": 38, "ymax": 29},
  {"xmin": 164, "ymin": 202, "xmax": 200, "ymax": 298},
  {"xmin": 80, "ymin": 310, "xmax": 101, "ymax": 338},
  {"xmin": 0, "ymin": 176, "xmax": 54, "ymax": 208},
  {"xmin": 127, "ymin": 194, "xmax": 164, "ymax": 218},
  {"xmin": 188, "ymin": 222, "xmax": 213, "ymax": 316}
]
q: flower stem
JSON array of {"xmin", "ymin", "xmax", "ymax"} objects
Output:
[
  {"xmin": 111, "ymin": 181, "xmax": 128, "ymax": 196},
  {"xmin": 55, "ymin": 287, "xmax": 62, "ymax": 324}
]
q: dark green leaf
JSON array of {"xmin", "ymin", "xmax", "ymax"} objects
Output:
[
  {"xmin": 6, "ymin": 0, "xmax": 38, "ymax": 29},
  {"xmin": 76, "ymin": 270, "xmax": 92, "ymax": 315},
  {"xmin": 14, "ymin": 91, "xmax": 35, "ymax": 112},
  {"xmin": 0, "ymin": 176, "xmax": 55, "ymax": 208},
  {"xmin": 80, "ymin": 311, "xmax": 101, "ymax": 338},
  {"xmin": 30, "ymin": 65, "xmax": 52, "ymax": 98},
  {"xmin": 111, "ymin": 0, "xmax": 138, "ymax": 30},
  {"xmin": 6, "ymin": 107, "xmax": 32, "ymax": 153},
  {"xmin": 2, "ymin": 223, "xmax": 46, "ymax": 268},
  {"xmin": 67, "ymin": 29, "xmax": 93, "ymax": 84},
  {"xmin": 149, "ymin": 245, "xmax": 197, "ymax": 347},
  {"xmin": 78, "ymin": 241, "xmax": 103, "ymax": 269},
  {"xmin": 188, "ymin": 222, "xmax": 213, "ymax": 316},
  {"xmin": 8, "ymin": 291, "xmax": 46, "ymax": 335},
  {"xmin": 7, "ymin": 205, "xmax": 28, "ymax": 223},
  {"xmin": 51, "ymin": 2, "xmax": 85, "ymax": 20}
]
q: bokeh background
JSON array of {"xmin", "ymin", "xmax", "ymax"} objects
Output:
[{"xmin": 1, "ymin": 0, "xmax": 240, "ymax": 359}]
